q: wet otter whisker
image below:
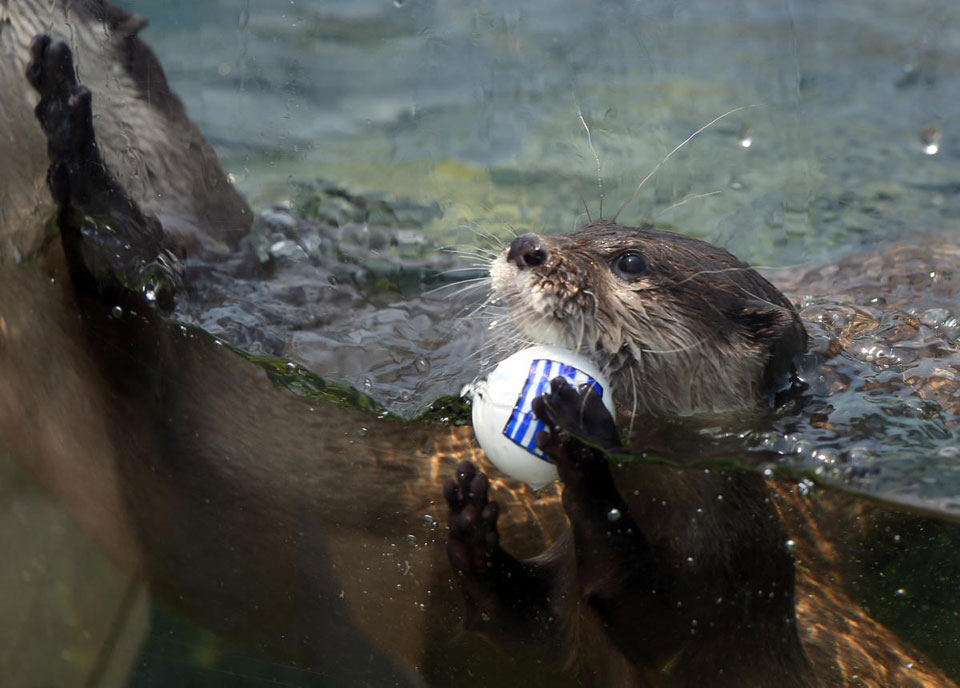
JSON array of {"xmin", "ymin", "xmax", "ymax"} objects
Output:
[
  {"xmin": 638, "ymin": 334, "xmax": 712, "ymax": 355},
  {"xmin": 578, "ymin": 105, "xmax": 604, "ymax": 220},
  {"xmin": 654, "ymin": 190, "xmax": 723, "ymax": 219},
  {"xmin": 425, "ymin": 277, "xmax": 490, "ymax": 300},
  {"xmin": 613, "ymin": 104, "xmax": 757, "ymax": 222},
  {"xmin": 580, "ymin": 197, "xmax": 592, "ymax": 224},
  {"xmin": 461, "ymin": 225, "xmax": 510, "ymax": 249}
]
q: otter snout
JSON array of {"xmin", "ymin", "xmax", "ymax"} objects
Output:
[{"xmin": 506, "ymin": 234, "xmax": 547, "ymax": 269}]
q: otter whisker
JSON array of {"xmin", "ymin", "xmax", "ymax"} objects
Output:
[
  {"xmin": 613, "ymin": 104, "xmax": 758, "ymax": 222},
  {"xmin": 635, "ymin": 265, "xmax": 769, "ymax": 290},
  {"xmin": 426, "ymin": 278, "xmax": 490, "ymax": 300},
  {"xmin": 434, "ymin": 264, "xmax": 492, "ymax": 276},
  {"xmin": 442, "ymin": 247, "xmax": 501, "ymax": 261},
  {"xmin": 461, "ymin": 225, "xmax": 509, "ymax": 250},
  {"xmin": 578, "ymin": 105, "xmax": 604, "ymax": 219},
  {"xmin": 576, "ymin": 310, "xmax": 586, "ymax": 355},
  {"xmin": 654, "ymin": 190, "xmax": 723, "ymax": 219},
  {"xmin": 627, "ymin": 366, "xmax": 639, "ymax": 438},
  {"xmin": 462, "ymin": 294, "xmax": 504, "ymax": 322},
  {"xmin": 573, "ymin": 211, "xmax": 591, "ymax": 232},
  {"xmin": 638, "ymin": 333, "xmax": 713, "ymax": 355}
]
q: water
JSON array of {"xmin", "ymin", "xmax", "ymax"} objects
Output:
[
  {"xmin": 3, "ymin": 0, "xmax": 960, "ymax": 685},
  {"xmin": 118, "ymin": 0, "xmax": 960, "ymax": 510}
]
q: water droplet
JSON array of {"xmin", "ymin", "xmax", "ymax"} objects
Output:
[
  {"xmin": 920, "ymin": 308, "xmax": 951, "ymax": 327},
  {"xmin": 357, "ymin": 427, "xmax": 369, "ymax": 437},
  {"xmin": 785, "ymin": 539, "xmax": 797, "ymax": 551},
  {"xmin": 363, "ymin": 378, "xmax": 374, "ymax": 392},
  {"xmin": 919, "ymin": 124, "xmax": 941, "ymax": 155},
  {"xmin": 716, "ymin": 494, "xmax": 724, "ymax": 501},
  {"xmin": 607, "ymin": 508, "xmax": 622, "ymax": 522},
  {"xmin": 422, "ymin": 514, "xmax": 437, "ymax": 530},
  {"xmin": 110, "ymin": 305, "xmax": 123, "ymax": 319},
  {"xmin": 895, "ymin": 588, "xmax": 907, "ymax": 597},
  {"xmin": 814, "ymin": 448, "xmax": 840, "ymax": 465},
  {"xmin": 847, "ymin": 446, "xmax": 875, "ymax": 463},
  {"xmin": 414, "ymin": 357, "xmax": 431, "ymax": 375}
]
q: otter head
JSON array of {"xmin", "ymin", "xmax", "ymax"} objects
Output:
[{"xmin": 489, "ymin": 220, "xmax": 807, "ymax": 416}]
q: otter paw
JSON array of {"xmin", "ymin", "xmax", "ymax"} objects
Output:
[
  {"xmin": 27, "ymin": 35, "xmax": 99, "ymax": 205},
  {"xmin": 532, "ymin": 376, "xmax": 620, "ymax": 447},
  {"xmin": 443, "ymin": 461, "xmax": 501, "ymax": 576}
]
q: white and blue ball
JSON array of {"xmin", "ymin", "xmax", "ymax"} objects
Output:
[{"xmin": 470, "ymin": 345, "xmax": 615, "ymax": 489}]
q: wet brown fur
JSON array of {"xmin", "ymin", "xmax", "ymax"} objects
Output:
[{"xmin": 491, "ymin": 222, "xmax": 808, "ymax": 415}]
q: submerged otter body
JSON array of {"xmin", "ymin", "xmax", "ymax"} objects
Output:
[{"xmin": 1, "ymin": 5, "xmax": 958, "ymax": 688}]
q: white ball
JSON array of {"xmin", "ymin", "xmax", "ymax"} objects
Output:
[{"xmin": 470, "ymin": 345, "xmax": 616, "ymax": 489}]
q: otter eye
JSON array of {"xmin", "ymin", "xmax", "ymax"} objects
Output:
[{"xmin": 612, "ymin": 251, "xmax": 647, "ymax": 280}]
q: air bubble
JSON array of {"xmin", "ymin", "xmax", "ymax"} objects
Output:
[{"xmin": 607, "ymin": 508, "xmax": 622, "ymax": 522}]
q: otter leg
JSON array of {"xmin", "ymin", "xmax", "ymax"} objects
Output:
[
  {"xmin": 532, "ymin": 379, "xmax": 650, "ymax": 601},
  {"xmin": 26, "ymin": 34, "xmax": 179, "ymax": 309},
  {"xmin": 443, "ymin": 460, "xmax": 559, "ymax": 649}
]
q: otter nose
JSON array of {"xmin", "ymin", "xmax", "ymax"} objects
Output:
[{"xmin": 506, "ymin": 234, "xmax": 548, "ymax": 269}]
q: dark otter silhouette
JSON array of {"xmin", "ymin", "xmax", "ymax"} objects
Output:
[{"xmin": 2, "ymin": 5, "xmax": 956, "ymax": 686}]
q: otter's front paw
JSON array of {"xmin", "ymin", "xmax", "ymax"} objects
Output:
[
  {"xmin": 443, "ymin": 461, "xmax": 501, "ymax": 576},
  {"xmin": 532, "ymin": 377, "xmax": 620, "ymax": 450},
  {"xmin": 532, "ymin": 377, "xmax": 620, "ymax": 484},
  {"xmin": 26, "ymin": 35, "xmax": 99, "ymax": 205}
]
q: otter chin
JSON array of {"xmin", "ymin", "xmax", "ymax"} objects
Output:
[{"xmin": 489, "ymin": 220, "xmax": 808, "ymax": 416}]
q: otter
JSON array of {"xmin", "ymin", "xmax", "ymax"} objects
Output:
[
  {"xmin": 1, "ymin": 7, "xmax": 957, "ymax": 688},
  {"xmin": 441, "ymin": 208, "xmax": 960, "ymax": 685},
  {"xmin": 489, "ymin": 225, "xmax": 808, "ymax": 415},
  {"xmin": 445, "ymin": 225, "xmax": 816, "ymax": 686}
]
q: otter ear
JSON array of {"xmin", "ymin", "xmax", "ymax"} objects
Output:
[{"xmin": 734, "ymin": 300, "xmax": 807, "ymax": 403}]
